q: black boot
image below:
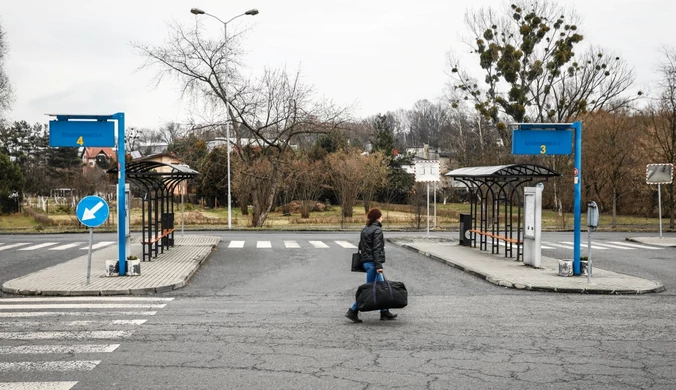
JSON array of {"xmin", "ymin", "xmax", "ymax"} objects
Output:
[
  {"xmin": 380, "ymin": 310, "xmax": 398, "ymax": 320},
  {"xmin": 345, "ymin": 308, "xmax": 362, "ymax": 323}
]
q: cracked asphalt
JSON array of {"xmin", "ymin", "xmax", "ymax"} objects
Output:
[{"xmin": 75, "ymin": 232, "xmax": 676, "ymax": 389}]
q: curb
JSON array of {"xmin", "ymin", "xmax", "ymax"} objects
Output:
[{"xmin": 393, "ymin": 242, "xmax": 665, "ymax": 295}]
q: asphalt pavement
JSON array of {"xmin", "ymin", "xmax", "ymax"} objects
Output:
[{"xmin": 1, "ymin": 233, "xmax": 669, "ymax": 296}]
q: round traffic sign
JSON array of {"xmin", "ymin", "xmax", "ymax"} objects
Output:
[{"xmin": 76, "ymin": 195, "xmax": 110, "ymax": 228}]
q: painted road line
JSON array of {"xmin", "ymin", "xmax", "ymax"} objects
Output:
[
  {"xmin": 0, "ymin": 297, "xmax": 174, "ymax": 302},
  {"xmin": 560, "ymin": 241, "xmax": 609, "ymax": 250},
  {"xmin": 0, "ymin": 331, "xmax": 134, "ymax": 340},
  {"xmin": 256, "ymin": 241, "xmax": 272, "ymax": 248},
  {"xmin": 0, "ymin": 361, "xmax": 100, "ymax": 372},
  {"xmin": 498, "ymin": 242, "xmax": 553, "ymax": 249},
  {"xmin": 309, "ymin": 241, "xmax": 329, "ymax": 248},
  {"xmin": 541, "ymin": 242, "xmax": 575, "ymax": 249},
  {"xmin": 228, "ymin": 241, "xmax": 245, "ymax": 248},
  {"xmin": 79, "ymin": 241, "xmax": 114, "ymax": 250},
  {"xmin": 0, "ymin": 304, "xmax": 166, "ymax": 310},
  {"xmin": 0, "ymin": 311, "xmax": 158, "ymax": 318},
  {"xmin": 49, "ymin": 243, "xmax": 84, "ymax": 250},
  {"xmin": 0, "ymin": 382, "xmax": 78, "ymax": 390},
  {"xmin": 0, "ymin": 320, "xmax": 147, "ymax": 328},
  {"xmin": 335, "ymin": 241, "xmax": 357, "ymax": 249},
  {"xmin": 17, "ymin": 243, "xmax": 59, "ymax": 251},
  {"xmin": 284, "ymin": 241, "xmax": 300, "ymax": 248},
  {"xmin": 582, "ymin": 242, "xmax": 632, "ymax": 250},
  {"xmin": 0, "ymin": 243, "xmax": 30, "ymax": 251},
  {"xmin": 608, "ymin": 241, "xmax": 664, "ymax": 250},
  {"xmin": 0, "ymin": 344, "xmax": 120, "ymax": 354}
]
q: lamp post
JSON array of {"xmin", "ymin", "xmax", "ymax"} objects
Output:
[{"xmin": 190, "ymin": 7, "xmax": 259, "ymax": 229}]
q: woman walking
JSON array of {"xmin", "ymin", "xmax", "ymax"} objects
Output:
[{"xmin": 345, "ymin": 208, "xmax": 398, "ymax": 323}]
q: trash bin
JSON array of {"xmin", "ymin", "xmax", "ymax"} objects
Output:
[{"xmin": 459, "ymin": 213, "xmax": 471, "ymax": 246}]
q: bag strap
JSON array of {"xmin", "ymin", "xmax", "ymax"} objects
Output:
[{"xmin": 371, "ymin": 272, "xmax": 393, "ymax": 301}]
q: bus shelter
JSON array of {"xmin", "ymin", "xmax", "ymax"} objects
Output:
[
  {"xmin": 110, "ymin": 161, "xmax": 198, "ymax": 261},
  {"xmin": 446, "ymin": 164, "xmax": 561, "ymax": 260}
]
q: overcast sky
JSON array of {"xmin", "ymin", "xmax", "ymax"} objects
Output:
[{"xmin": 2, "ymin": 0, "xmax": 674, "ymax": 129}]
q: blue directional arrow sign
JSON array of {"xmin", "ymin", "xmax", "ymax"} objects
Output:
[{"xmin": 76, "ymin": 196, "xmax": 110, "ymax": 228}]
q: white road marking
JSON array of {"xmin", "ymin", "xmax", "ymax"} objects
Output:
[
  {"xmin": 0, "ymin": 344, "xmax": 120, "ymax": 354},
  {"xmin": 608, "ymin": 241, "xmax": 663, "ymax": 250},
  {"xmin": 0, "ymin": 331, "xmax": 133, "ymax": 340},
  {"xmin": 0, "ymin": 297, "xmax": 173, "ymax": 302},
  {"xmin": 309, "ymin": 241, "xmax": 329, "ymax": 248},
  {"xmin": 0, "ymin": 243, "xmax": 30, "ymax": 251},
  {"xmin": 335, "ymin": 241, "xmax": 357, "ymax": 248},
  {"xmin": 0, "ymin": 311, "xmax": 157, "ymax": 318},
  {"xmin": 560, "ymin": 241, "xmax": 608, "ymax": 250},
  {"xmin": 48, "ymin": 243, "xmax": 83, "ymax": 251},
  {"xmin": 283, "ymin": 241, "xmax": 300, "ymax": 248},
  {"xmin": 0, "ymin": 320, "xmax": 146, "ymax": 328},
  {"xmin": 0, "ymin": 361, "xmax": 100, "ymax": 372},
  {"xmin": 256, "ymin": 241, "xmax": 271, "ymax": 248},
  {"xmin": 79, "ymin": 241, "xmax": 114, "ymax": 250},
  {"xmin": 228, "ymin": 241, "xmax": 245, "ymax": 248},
  {"xmin": 0, "ymin": 304, "xmax": 166, "ymax": 310},
  {"xmin": 18, "ymin": 243, "xmax": 59, "ymax": 251},
  {"xmin": 582, "ymin": 242, "xmax": 632, "ymax": 250},
  {"xmin": 542, "ymin": 241, "xmax": 575, "ymax": 249},
  {"xmin": 0, "ymin": 382, "xmax": 78, "ymax": 390}
]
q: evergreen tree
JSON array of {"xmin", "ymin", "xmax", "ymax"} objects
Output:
[
  {"xmin": 372, "ymin": 114, "xmax": 415, "ymax": 204},
  {"xmin": 0, "ymin": 151, "xmax": 24, "ymax": 213}
]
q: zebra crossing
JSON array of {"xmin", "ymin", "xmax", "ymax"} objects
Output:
[
  {"xmin": 0, "ymin": 242, "xmax": 115, "ymax": 252},
  {"xmin": 492, "ymin": 240, "xmax": 665, "ymax": 251},
  {"xmin": 0, "ymin": 296, "xmax": 173, "ymax": 390},
  {"xmin": 226, "ymin": 240, "xmax": 357, "ymax": 249}
]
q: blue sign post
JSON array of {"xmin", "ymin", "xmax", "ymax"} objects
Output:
[
  {"xmin": 49, "ymin": 113, "xmax": 128, "ymax": 276},
  {"xmin": 513, "ymin": 122, "xmax": 583, "ymax": 276},
  {"xmin": 76, "ymin": 196, "xmax": 110, "ymax": 284}
]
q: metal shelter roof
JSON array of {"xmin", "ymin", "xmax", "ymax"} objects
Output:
[
  {"xmin": 108, "ymin": 161, "xmax": 198, "ymax": 191},
  {"xmin": 445, "ymin": 164, "xmax": 561, "ymax": 180}
]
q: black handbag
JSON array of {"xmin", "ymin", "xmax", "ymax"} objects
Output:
[
  {"xmin": 351, "ymin": 252, "xmax": 365, "ymax": 272},
  {"xmin": 356, "ymin": 273, "xmax": 408, "ymax": 312},
  {"xmin": 351, "ymin": 237, "xmax": 366, "ymax": 272}
]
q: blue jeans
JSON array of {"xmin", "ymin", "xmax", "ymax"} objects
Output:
[{"xmin": 350, "ymin": 262, "xmax": 386, "ymax": 312}]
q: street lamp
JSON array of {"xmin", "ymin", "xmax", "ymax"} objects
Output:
[{"xmin": 190, "ymin": 7, "xmax": 259, "ymax": 229}]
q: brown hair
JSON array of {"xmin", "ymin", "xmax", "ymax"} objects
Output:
[{"xmin": 366, "ymin": 208, "xmax": 382, "ymax": 225}]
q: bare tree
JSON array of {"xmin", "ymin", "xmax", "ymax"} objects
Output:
[
  {"xmin": 134, "ymin": 21, "xmax": 347, "ymax": 227},
  {"xmin": 0, "ymin": 22, "xmax": 13, "ymax": 117}
]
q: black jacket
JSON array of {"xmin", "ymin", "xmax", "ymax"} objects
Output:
[{"xmin": 359, "ymin": 222, "xmax": 386, "ymax": 270}]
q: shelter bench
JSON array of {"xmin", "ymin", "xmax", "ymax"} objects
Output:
[
  {"xmin": 469, "ymin": 229, "xmax": 522, "ymax": 245},
  {"xmin": 143, "ymin": 228, "xmax": 176, "ymax": 245}
]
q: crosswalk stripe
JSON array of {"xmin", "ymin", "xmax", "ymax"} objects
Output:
[
  {"xmin": 560, "ymin": 241, "xmax": 608, "ymax": 250},
  {"xmin": 0, "ymin": 344, "xmax": 120, "ymax": 354},
  {"xmin": 0, "ymin": 311, "xmax": 157, "ymax": 318},
  {"xmin": 0, "ymin": 361, "xmax": 100, "ymax": 372},
  {"xmin": 0, "ymin": 382, "xmax": 78, "ymax": 389},
  {"xmin": 335, "ymin": 241, "xmax": 357, "ymax": 249},
  {"xmin": 79, "ymin": 241, "xmax": 114, "ymax": 250},
  {"xmin": 284, "ymin": 241, "xmax": 300, "ymax": 248},
  {"xmin": 542, "ymin": 241, "xmax": 574, "ymax": 249},
  {"xmin": 0, "ymin": 331, "xmax": 133, "ymax": 340},
  {"xmin": 0, "ymin": 243, "xmax": 30, "ymax": 251},
  {"xmin": 49, "ymin": 243, "xmax": 83, "ymax": 251},
  {"xmin": 18, "ymin": 243, "xmax": 58, "ymax": 251},
  {"xmin": 309, "ymin": 241, "xmax": 329, "ymax": 248},
  {"xmin": 228, "ymin": 240, "xmax": 244, "ymax": 248},
  {"xmin": 0, "ymin": 297, "xmax": 174, "ymax": 302},
  {"xmin": 0, "ymin": 304, "xmax": 166, "ymax": 310},
  {"xmin": 608, "ymin": 241, "xmax": 662, "ymax": 250},
  {"xmin": 257, "ymin": 241, "xmax": 271, "ymax": 248},
  {"xmin": 583, "ymin": 242, "xmax": 632, "ymax": 250},
  {"xmin": 0, "ymin": 320, "xmax": 147, "ymax": 328}
]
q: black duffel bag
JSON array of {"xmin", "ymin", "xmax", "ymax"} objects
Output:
[{"xmin": 356, "ymin": 274, "xmax": 408, "ymax": 312}]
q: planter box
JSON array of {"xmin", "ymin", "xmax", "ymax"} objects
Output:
[
  {"xmin": 558, "ymin": 260, "xmax": 573, "ymax": 277},
  {"xmin": 127, "ymin": 259, "xmax": 141, "ymax": 276},
  {"xmin": 105, "ymin": 260, "xmax": 119, "ymax": 277}
]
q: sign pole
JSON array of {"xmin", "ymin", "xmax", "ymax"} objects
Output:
[
  {"xmin": 573, "ymin": 121, "xmax": 582, "ymax": 276},
  {"xmin": 426, "ymin": 182, "xmax": 430, "ymax": 236},
  {"xmin": 658, "ymin": 183, "xmax": 663, "ymax": 238},
  {"xmin": 86, "ymin": 227, "xmax": 94, "ymax": 284},
  {"xmin": 115, "ymin": 113, "xmax": 127, "ymax": 276}
]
